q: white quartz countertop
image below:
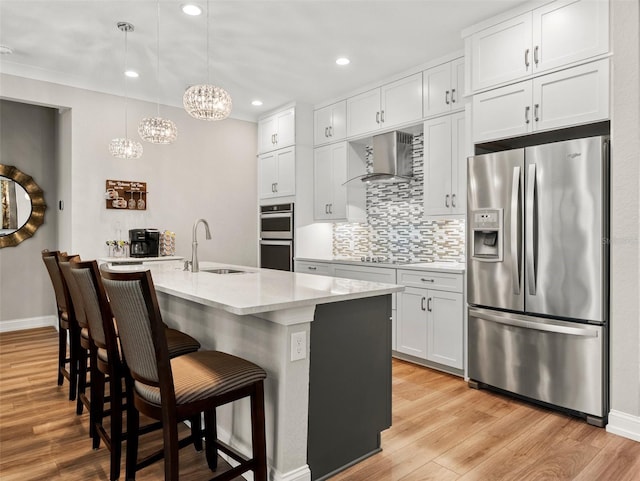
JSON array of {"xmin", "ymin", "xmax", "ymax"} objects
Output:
[
  {"xmin": 296, "ymin": 257, "xmax": 465, "ymax": 273},
  {"xmin": 108, "ymin": 261, "xmax": 403, "ymax": 316}
]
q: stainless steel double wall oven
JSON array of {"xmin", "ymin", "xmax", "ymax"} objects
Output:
[{"xmin": 259, "ymin": 203, "xmax": 294, "ymax": 271}]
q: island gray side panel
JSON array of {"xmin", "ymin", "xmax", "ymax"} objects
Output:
[{"xmin": 307, "ymin": 295, "xmax": 392, "ymax": 480}]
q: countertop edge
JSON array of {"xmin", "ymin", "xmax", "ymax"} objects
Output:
[{"xmin": 295, "ymin": 257, "xmax": 466, "ymax": 273}]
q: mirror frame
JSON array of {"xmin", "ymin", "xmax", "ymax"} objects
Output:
[{"xmin": 0, "ymin": 164, "xmax": 47, "ymax": 248}]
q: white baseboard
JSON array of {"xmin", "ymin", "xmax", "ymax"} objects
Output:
[
  {"xmin": 607, "ymin": 409, "xmax": 640, "ymax": 442},
  {"xmin": 215, "ymin": 426, "xmax": 311, "ymax": 481},
  {"xmin": 0, "ymin": 315, "xmax": 57, "ymax": 333}
]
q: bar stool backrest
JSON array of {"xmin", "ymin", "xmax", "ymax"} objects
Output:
[{"xmin": 59, "ymin": 256, "xmax": 87, "ymax": 330}]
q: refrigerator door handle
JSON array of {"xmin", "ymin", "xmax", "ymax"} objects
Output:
[
  {"xmin": 470, "ymin": 308, "xmax": 599, "ymax": 338},
  {"xmin": 526, "ymin": 163, "xmax": 537, "ymax": 295},
  {"xmin": 511, "ymin": 166, "xmax": 521, "ymax": 295}
]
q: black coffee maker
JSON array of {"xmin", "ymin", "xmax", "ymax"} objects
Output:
[{"xmin": 129, "ymin": 229, "xmax": 160, "ymax": 258}]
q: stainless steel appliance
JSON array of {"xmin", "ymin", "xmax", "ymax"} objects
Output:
[
  {"xmin": 259, "ymin": 203, "xmax": 293, "ymax": 271},
  {"xmin": 129, "ymin": 228, "xmax": 160, "ymax": 258},
  {"xmin": 467, "ymin": 136, "xmax": 609, "ymax": 426}
]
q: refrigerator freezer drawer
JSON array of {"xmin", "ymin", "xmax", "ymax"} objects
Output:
[{"xmin": 468, "ymin": 307, "xmax": 605, "ymax": 418}]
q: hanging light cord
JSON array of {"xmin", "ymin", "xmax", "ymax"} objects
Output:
[
  {"xmin": 206, "ymin": 0, "xmax": 210, "ymax": 84},
  {"xmin": 156, "ymin": 0, "xmax": 160, "ymax": 117},
  {"xmin": 123, "ymin": 26, "xmax": 129, "ymax": 137}
]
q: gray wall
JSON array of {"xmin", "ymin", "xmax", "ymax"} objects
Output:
[{"xmin": 0, "ymin": 100, "xmax": 58, "ymax": 323}]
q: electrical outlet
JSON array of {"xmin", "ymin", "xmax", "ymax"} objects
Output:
[{"xmin": 290, "ymin": 331, "xmax": 306, "ymax": 361}]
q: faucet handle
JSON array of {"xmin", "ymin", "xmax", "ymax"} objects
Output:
[{"xmin": 184, "ymin": 260, "xmax": 192, "ymax": 271}]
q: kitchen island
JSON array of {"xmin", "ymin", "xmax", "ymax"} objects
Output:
[{"xmin": 116, "ymin": 261, "xmax": 403, "ymax": 481}]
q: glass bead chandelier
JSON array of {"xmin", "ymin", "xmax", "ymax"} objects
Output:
[
  {"xmin": 183, "ymin": 1, "xmax": 232, "ymax": 121},
  {"xmin": 138, "ymin": 2, "xmax": 178, "ymax": 144},
  {"xmin": 109, "ymin": 22, "xmax": 143, "ymax": 159}
]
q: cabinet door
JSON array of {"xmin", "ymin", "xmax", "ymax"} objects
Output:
[
  {"xmin": 533, "ymin": 0, "xmax": 609, "ymax": 74},
  {"xmin": 346, "ymin": 88, "xmax": 381, "ymax": 138},
  {"xmin": 380, "ymin": 73, "xmax": 423, "ymax": 128},
  {"xmin": 314, "ymin": 101, "xmax": 347, "ymax": 146},
  {"xmin": 396, "ymin": 287, "xmax": 428, "ymax": 359},
  {"xmin": 274, "ymin": 147, "xmax": 296, "ymax": 197},
  {"xmin": 533, "ymin": 59, "xmax": 609, "ymax": 133},
  {"xmin": 274, "ymin": 108, "xmax": 295, "ymax": 149},
  {"xmin": 450, "ymin": 111, "xmax": 467, "ymax": 215},
  {"xmin": 423, "ymin": 63, "xmax": 452, "ymax": 118},
  {"xmin": 470, "ymin": 12, "xmax": 532, "ymax": 92},
  {"xmin": 472, "ymin": 81, "xmax": 532, "ymax": 143},
  {"xmin": 259, "ymin": 152, "xmax": 278, "ymax": 199},
  {"xmin": 427, "ymin": 290, "xmax": 463, "ymax": 369},
  {"xmin": 258, "ymin": 115, "xmax": 277, "ymax": 153},
  {"xmin": 451, "ymin": 57, "xmax": 465, "ymax": 110},
  {"xmin": 314, "ymin": 143, "xmax": 346, "ymax": 220},
  {"xmin": 423, "ymin": 116, "xmax": 453, "ymax": 216}
]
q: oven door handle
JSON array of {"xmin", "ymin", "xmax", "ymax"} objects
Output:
[
  {"xmin": 260, "ymin": 213, "xmax": 292, "ymax": 219},
  {"xmin": 259, "ymin": 240, "xmax": 293, "ymax": 246}
]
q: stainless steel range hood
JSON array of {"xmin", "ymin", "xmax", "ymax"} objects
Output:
[{"xmin": 362, "ymin": 130, "xmax": 413, "ymax": 184}]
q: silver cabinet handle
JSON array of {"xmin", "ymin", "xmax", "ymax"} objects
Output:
[
  {"xmin": 420, "ymin": 278, "xmax": 435, "ymax": 283},
  {"xmin": 274, "ymin": 182, "xmax": 278, "ymax": 192},
  {"xmin": 525, "ymin": 106, "xmax": 530, "ymax": 124},
  {"xmin": 325, "ymin": 127, "xmax": 329, "ymax": 138},
  {"xmin": 376, "ymin": 111, "xmax": 380, "ymax": 124},
  {"xmin": 328, "ymin": 203, "xmax": 332, "ymax": 214},
  {"xmin": 421, "ymin": 297, "xmax": 426, "ymax": 311},
  {"xmin": 427, "ymin": 297, "xmax": 432, "ymax": 312},
  {"xmin": 511, "ymin": 166, "xmax": 522, "ymax": 295},
  {"xmin": 451, "ymin": 88, "xmax": 456, "ymax": 103},
  {"xmin": 328, "ymin": 125, "xmax": 333, "ymax": 137},
  {"xmin": 325, "ymin": 204, "xmax": 329, "ymax": 214},
  {"xmin": 525, "ymin": 48, "xmax": 530, "ymax": 68},
  {"xmin": 526, "ymin": 163, "xmax": 537, "ymax": 295},
  {"xmin": 308, "ymin": 266, "xmax": 317, "ymax": 271},
  {"xmin": 534, "ymin": 103, "xmax": 539, "ymax": 122},
  {"xmin": 445, "ymin": 90, "xmax": 450, "ymax": 105},
  {"xmin": 271, "ymin": 183, "xmax": 275, "ymax": 193},
  {"xmin": 380, "ymin": 110, "xmax": 385, "ymax": 123},
  {"xmin": 534, "ymin": 45, "xmax": 539, "ymax": 65},
  {"xmin": 275, "ymin": 133, "xmax": 278, "ymax": 144},
  {"xmin": 451, "ymin": 193, "xmax": 456, "ymax": 207},
  {"xmin": 445, "ymin": 194, "xmax": 450, "ymax": 207}
]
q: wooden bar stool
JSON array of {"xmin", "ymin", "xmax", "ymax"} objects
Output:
[
  {"xmin": 41, "ymin": 250, "xmax": 81, "ymax": 401},
  {"xmin": 71, "ymin": 260, "xmax": 203, "ymax": 481},
  {"xmin": 101, "ymin": 268, "xmax": 268, "ymax": 481}
]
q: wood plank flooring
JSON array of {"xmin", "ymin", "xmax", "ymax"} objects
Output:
[{"xmin": 1, "ymin": 327, "xmax": 639, "ymax": 480}]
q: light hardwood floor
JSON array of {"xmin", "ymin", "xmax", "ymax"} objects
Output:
[{"xmin": 1, "ymin": 327, "xmax": 639, "ymax": 480}]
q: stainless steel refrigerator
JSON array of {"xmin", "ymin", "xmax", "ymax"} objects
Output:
[{"xmin": 467, "ymin": 136, "xmax": 609, "ymax": 427}]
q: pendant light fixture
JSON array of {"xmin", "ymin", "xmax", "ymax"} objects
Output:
[
  {"xmin": 138, "ymin": 2, "xmax": 178, "ymax": 144},
  {"xmin": 182, "ymin": 0, "xmax": 232, "ymax": 121},
  {"xmin": 109, "ymin": 22, "xmax": 143, "ymax": 159}
]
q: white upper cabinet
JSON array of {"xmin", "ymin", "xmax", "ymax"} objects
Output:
[
  {"xmin": 259, "ymin": 147, "xmax": 296, "ymax": 199},
  {"xmin": 314, "ymin": 142, "xmax": 347, "ymax": 220},
  {"xmin": 473, "ymin": 58, "xmax": 609, "ymax": 143},
  {"xmin": 532, "ymin": 0, "xmax": 609, "ymax": 74},
  {"xmin": 423, "ymin": 58, "xmax": 465, "ymax": 118},
  {"xmin": 467, "ymin": 0, "xmax": 609, "ymax": 93},
  {"xmin": 346, "ymin": 73, "xmax": 423, "ymax": 138},
  {"xmin": 469, "ymin": 12, "xmax": 533, "ymax": 92},
  {"xmin": 314, "ymin": 101, "xmax": 347, "ymax": 146},
  {"xmin": 258, "ymin": 107, "xmax": 295, "ymax": 154},
  {"xmin": 423, "ymin": 112, "xmax": 467, "ymax": 216}
]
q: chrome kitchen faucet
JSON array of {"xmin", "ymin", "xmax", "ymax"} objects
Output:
[{"xmin": 190, "ymin": 218, "xmax": 211, "ymax": 272}]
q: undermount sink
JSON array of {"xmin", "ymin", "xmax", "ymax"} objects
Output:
[{"xmin": 201, "ymin": 268, "xmax": 246, "ymax": 275}]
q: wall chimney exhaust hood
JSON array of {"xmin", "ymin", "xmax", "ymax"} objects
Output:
[{"xmin": 345, "ymin": 130, "xmax": 413, "ymax": 185}]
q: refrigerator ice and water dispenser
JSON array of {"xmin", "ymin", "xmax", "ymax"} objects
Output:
[{"xmin": 471, "ymin": 209, "xmax": 503, "ymax": 262}]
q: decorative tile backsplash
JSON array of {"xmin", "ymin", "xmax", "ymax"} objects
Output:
[{"xmin": 332, "ymin": 132, "xmax": 466, "ymax": 263}]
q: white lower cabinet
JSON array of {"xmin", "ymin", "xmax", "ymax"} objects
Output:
[
  {"xmin": 396, "ymin": 269, "xmax": 464, "ymax": 370},
  {"xmin": 472, "ymin": 59, "xmax": 609, "ymax": 143}
]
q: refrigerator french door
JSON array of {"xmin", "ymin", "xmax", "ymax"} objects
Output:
[{"xmin": 467, "ymin": 136, "xmax": 609, "ymax": 426}]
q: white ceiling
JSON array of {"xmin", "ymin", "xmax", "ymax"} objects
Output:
[{"xmin": 0, "ymin": 0, "xmax": 528, "ymax": 121}]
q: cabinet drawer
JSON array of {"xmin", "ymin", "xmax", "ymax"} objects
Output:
[
  {"xmin": 295, "ymin": 261, "xmax": 333, "ymax": 276},
  {"xmin": 397, "ymin": 269, "xmax": 463, "ymax": 292}
]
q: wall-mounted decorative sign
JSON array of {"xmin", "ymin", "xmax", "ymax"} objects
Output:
[{"xmin": 105, "ymin": 179, "xmax": 147, "ymax": 210}]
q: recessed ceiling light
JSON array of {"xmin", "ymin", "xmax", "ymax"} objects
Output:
[
  {"xmin": 181, "ymin": 4, "xmax": 202, "ymax": 16},
  {"xmin": 336, "ymin": 57, "xmax": 350, "ymax": 66},
  {"xmin": 0, "ymin": 45, "xmax": 13, "ymax": 55},
  {"xmin": 124, "ymin": 70, "xmax": 139, "ymax": 78},
  {"xmin": 251, "ymin": 100, "xmax": 263, "ymax": 106}
]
